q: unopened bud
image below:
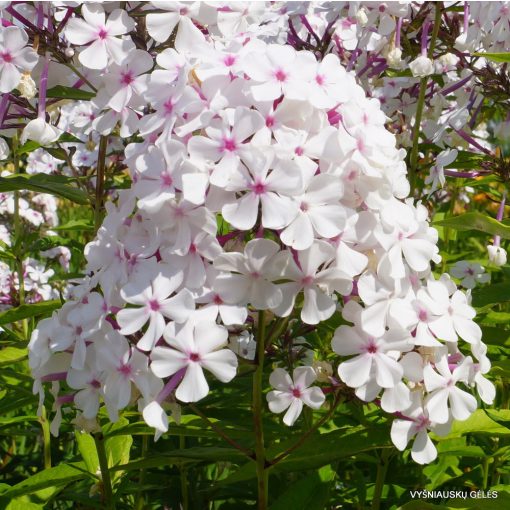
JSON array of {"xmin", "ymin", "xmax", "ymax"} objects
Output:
[
  {"xmin": 409, "ymin": 55, "xmax": 434, "ymax": 78},
  {"xmin": 355, "ymin": 8, "xmax": 368, "ymax": 27},
  {"xmin": 18, "ymin": 72, "xmax": 37, "ymax": 99},
  {"xmin": 313, "ymin": 360, "xmax": 333, "ymax": 383},
  {"xmin": 386, "ymin": 47, "xmax": 402, "ymax": 68},
  {"xmin": 487, "ymin": 244, "xmax": 507, "ymax": 266},
  {"xmin": 64, "ymin": 47, "xmax": 75, "ymax": 58}
]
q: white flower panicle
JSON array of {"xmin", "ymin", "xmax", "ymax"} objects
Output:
[{"xmin": 20, "ymin": 1, "xmax": 497, "ymax": 463}]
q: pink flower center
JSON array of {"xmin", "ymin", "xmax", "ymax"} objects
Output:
[
  {"xmin": 164, "ymin": 100, "xmax": 174, "ymax": 114},
  {"xmin": 120, "ymin": 71, "xmax": 134, "ymax": 85},
  {"xmin": 221, "ymin": 137, "xmax": 237, "ymax": 152},
  {"xmin": 274, "ymin": 69, "xmax": 287, "ymax": 82},
  {"xmin": 301, "ymin": 275, "xmax": 314, "ymax": 286},
  {"xmin": 315, "ymin": 74, "xmax": 325, "ymax": 85},
  {"xmin": 118, "ymin": 364, "xmax": 132, "ymax": 377},
  {"xmin": 161, "ymin": 172, "xmax": 173, "ymax": 187},
  {"xmin": 292, "ymin": 387, "xmax": 302, "ymax": 398},
  {"xmin": 300, "ymin": 201, "xmax": 309, "ymax": 212},
  {"xmin": 0, "ymin": 51, "xmax": 12, "ymax": 63},
  {"xmin": 416, "ymin": 414, "xmax": 430, "ymax": 430},
  {"xmin": 97, "ymin": 28, "xmax": 108, "ymax": 40},
  {"xmin": 223, "ymin": 54, "xmax": 236, "ymax": 67},
  {"xmin": 295, "ymin": 146, "xmax": 304, "ymax": 156},
  {"xmin": 250, "ymin": 181, "xmax": 266, "ymax": 195},
  {"xmin": 149, "ymin": 299, "xmax": 160, "ymax": 311},
  {"xmin": 266, "ymin": 115, "xmax": 275, "ymax": 128},
  {"xmin": 213, "ymin": 294, "xmax": 223, "ymax": 305},
  {"xmin": 90, "ymin": 379, "xmax": 101, "ymax": 389},
  {"xmin": 365, "ymin": 340, "xmax": 378, "ymax": 354},
  {"xmin": 189, "ymin": 352, "xmax": 201, "ymax": 362},
  {"xmin": 418, "ymin": 309, "xmax": 428, "ymax": 322},
  {"xmin": 189, "ymin": 243, "xmax": 197, "ymax": 254}
]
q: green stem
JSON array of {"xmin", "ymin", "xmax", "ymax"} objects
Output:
[
  {"xmin": 409, "ymin": 3, "xmax": 442, "ymax": 195},
  {"xmin": 12, "ymin": 134, "xmax": 28, "ymax": 338},
  {"xmin": 39, "ymin": 406, "xmax": 51, "ymax": 470},
  {"xmin": 372, "ymin": 449, "xmax": 391, "ymax": 510},
  {"xmin": 491, "ymin": 456, "xmax": 501, "ymax": 487},
  {"xmin": 253, "ymin": 310, "xmax": 268, "ymax": 510},
  {"xmin": 179, "ymin": 436, "xmax": 189, "ymax": 510},
  {"xmin": 94, "ymin": 433, "xmax": 116, "ymax": 510},
  {"xmin": 135, "ymin": 435, "xmax": 148, "ymax": 510},
  {"xmin": 482, "ymin": 457, "xmax": 491, "ymax": 490},
  {"xmin": 265, "ymin": 316, "xmax": 290, "ymax": 348},
  {"xmin": 94, "ymin": 136, "xmax": 109, "ymax": 233}
]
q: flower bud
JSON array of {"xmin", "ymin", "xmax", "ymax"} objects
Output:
[
  {"xmin": 18, "ymin": 71, "xmax": 37, "ymax": 99},
  {"xmin": 64, "ymin": 47, "xmax": 75, "ymax": 58},
  {"xmin": 312, "ymin": 360, "xmax": 333, "ymax": 383},
  {"xmin": 21, "ymin": 118, "xmax": 61, "ymax": 146},
  {"xmin": 0, "ymin": 137, "xmax": 9, "ymax": 160},
  {"xmin": 487, "ymin": 244, "xmax": 507, "ymax": 266},
  {"xmin": 409, "ymin": 55, "xmax": 434, "ymax": 77},
  {"xmin": 386, "ymin": 47, "xmax": 402, "ymax": 68},
  {"xmin": 355, "ymin": 8, "xmax": 368, "ymax": 27}
]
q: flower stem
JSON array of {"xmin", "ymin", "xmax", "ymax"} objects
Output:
[
  {"xmin": 409, "ymin": 3, "xmax": 442, "ymax": 195},
  {"xmin": 371, "ymin": 449, "xmax": 391, "ymax": 510},
  {"xmin": 39, "ymin": 406, "xmax": 51, "ymax": 470},
  {"xmin": 94, "ymin": 432, "xmax": 116, "ymax": 510},
  {"xmin": 135, "ymin": 434, "xmax": 148, "ymax": 510},
  {"xmin": 179, "ymin": 436, "xmax": 189, "ymax": 510},
  {"xmin": 94, "ymin": 135, "xmax": 109, "ymax": 233},
  {"xmin": 253, "ymin": 310, "xmax": 268, "ymax": 510},
  {"xmin": 12, "ymin": 134, "xmax": 28, "ymax": 338}
]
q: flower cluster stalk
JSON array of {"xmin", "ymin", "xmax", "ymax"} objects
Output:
[{"xmin": 253, "ymin": 310, "xmax": 268, "ymax": 509}]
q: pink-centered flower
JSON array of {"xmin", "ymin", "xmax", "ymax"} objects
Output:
[
  {"xmin": 0, "ymin": 26, "xmax": 38, "ymax": 93},
  {"xmin": 150, "ymin": 318, "xmax": 238, "ymax": 402},
  {"xmin": 267, "ymin": 367, "xmax": 325, "ymax": 426},
  {"xmin": 116, "ymin": 263, "xmax": 195, "ymax": 351},
  {"xmin": 65, "ymin": 4, "xmax": 135, "ymax": 69}
]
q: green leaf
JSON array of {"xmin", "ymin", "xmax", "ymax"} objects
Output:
[
  {"xmin": 51, "ymin": 219, "xmax": 94, "ymax": 231},
  {"xmin": 276, "ymin": 425, "xmax": 391, "ymax": 472},
  {"xmin": 16, "ymin": 140, "xmax": 41, "ymax": 155},
  {"xmin": 446, "ymin": 410, "xmax": 510, "ymax": 437},
  {"xmin": 0, "ymin": 174, "xmax": 89, "ymax": 205},
  {"xmin": 0, "ymin": 416, "xmax": 39, "ymax": 426},
  {"xmin": 445, "ymin": 150, "xmax": 486, "ymax": 170},
  {"xmin": 46, "ymin": 85, "xmax": 95, "ymax": 100},
  {"xmin": 45, "ymin": 147, "xmax": 68, "ymax": 161},
  {"xmin": 104, "ymin": 418, "xmax": 133, "ymax": 483},
  {"xmin": 481, "ymin": 311, "xmax": 510, "ymax": 325},
  {"xmin": 110, "ymin": 447, "xmax": 245, "ymax": 472},
  {"xmin": 473, "ymin": 52, "xmax": 510, "ymax": 63},
  {"xmin": 472, "ymin": 283, "xmax": 510, "ymax": 307},
  {"xmin": 0, "ymin": 347, "xmax": 27, "ymax": 365},
  {"xmin": 433, "ymin": 212, "xmax": 510, "ymax": 239},
  {"xmin": 1, "ymin": 463, "xmax": 87, "ymax": 498},
  {"xmin": 57, "ymin": 132, "xmax": 84, "ymax": 143},
  {"xmin": 0, "ymin": 301, "xmax": 61, "ymax": 326},
  {"xmin": 75, "ymin": 432, "xmax": 99, "ymax": 475},
  {"xmin": 269, "ymin": 468, "xmax": 335, "ymax": 510}
]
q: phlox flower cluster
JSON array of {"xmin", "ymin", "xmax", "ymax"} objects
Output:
[{"xmin": 0, "ymin": 1, "xmax": 497, "ymax": 465}]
